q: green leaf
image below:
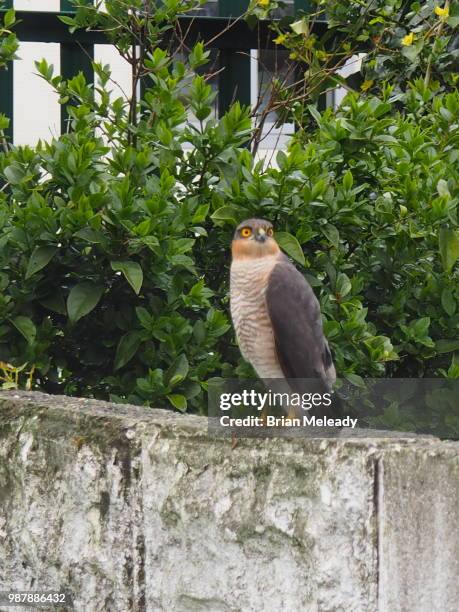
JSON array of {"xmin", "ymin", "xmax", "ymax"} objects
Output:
[
  {"xmin": 401, "ymin": 44, "xmax": 421, "ymax": 62},
  {"xmin": 322, "ymin": 224, "xmax": 340, "ymax": 249},
  {"xmin": 35, "ymin": 58, "xmax": 53, "ymax": 80},
  {"xmin": 437, "ymin": 179, "xmax": 450, "ymax": 198},
  {"xmin": 111, "ymin": 260, "xmax": 143, "ymax": 295},
  {"xmin": 136, "ymin": 307, "xmax": 153, "ymax": 329},
  {"xmin": 193, "ymin": 320, "xmax": 206, "ymax": 343},
  {"xmin": 439, "ymin": 228, "xmax": 459, "ymax": 273},
  {"xmin": 4, "ymin": 8, "xmax": 15, "ymax": 28},
  {"xmin": 441, "ymin": 288, "xmax": 456, "ymax": 316},
  {"xmin": 308, "ymin": 104, "xmax": 322, "ymax": 125},
  {"xmin": 0, "ymin": 114, "xmax": 9, "ymax": 130},
  {"xmin": 344, "ymin": 373, "xmax": 366, "ymax": 389},
  {"xmin": 2, "ymin": 382, "xmax": 18, "ymax": 390},
  {"xmin": 411, "ymin": 317, "xmax": 430, "ymax": 337},
  {"xmin": 435, "ymin": 339, "xmax": 459, "ymax": 354},
  {"xmin": 58, "ymin": 15, "xmax": 75, "ymax": 25},
  {"xmin": 114, "ymin": 331, "xmax": 143, "ymax": 370},
  {"xmin": 290, "ymin": 18, "xmax": 309, "ymax": 35},
  {"xmin": 166, "ymin": 354, "xmax": 189, "ymax": 387},
  {"xmin": 189, "ymin": 42, "xmax": 210, "ymax": 69},
  {"xmin": 74, "ymin": 228, "xmax": 107, "ymax": 244},
  {"xmin": 25, "ymin": 246, "xmax": 58, "ymax": 279},
  {"xmin": 343, "ymin": 170, "xmax": 353, "ymax": 190},
  {"xmin": 12, "ymin": 316, "xmax": 36, "ymax": 344},
  {"xmin": 276, "ymin": 150, "xmax": 288, "ymax": 170},
  {"xmin": 275, "ymin": 231, "xmax": 305, "ymax": 266},
  {"xmin": 167, "ymin": 394, "xmax": 187, "ymax": 412},
  {"xmin": 311, "ymin": 178, "xmax": 327, "ymax": 198},
  {"xmin": 67, "ymin": 282, "xmax": 104, "ymax": 323},
  {"xmin": 3, "ymin": 165, "xmax": 24, "ymax": 185},
  {"xmin": 211, "ymin": 206, "xmax": 238, "ymax": 223},
  {"xmin": 182, "ymin": 381, "xmax": 202, "ymax": 400},
  {"xmin": 39, "ymin": 291, "xmax": 66, "ymax": 315},
  {"xmin": 335, "ymin": 273, "xmax": 352, "ymax": 298},
  {"xmin": 192, "ymin": 203, "xmax": 210, "ymax": 223}
]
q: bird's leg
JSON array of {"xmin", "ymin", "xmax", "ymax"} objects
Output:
[
  {"xmin": 231, "ymin": 432, "xmax": 238, "ymax": 449},
  {"xmin": 286, "ymin": 392, "xmax": 302, "ymax": 423},
  {"xmin": 287, "ymin": 408, "xmax": 299, "ymax": 421},
  {"xmin": 260, "ymin": 404, "xmax": 269, "ymax": 427}
]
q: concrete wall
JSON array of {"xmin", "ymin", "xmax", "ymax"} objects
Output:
[{"xmin": 0, "ymin": 391, "xmax": 458, "ymax": 611}]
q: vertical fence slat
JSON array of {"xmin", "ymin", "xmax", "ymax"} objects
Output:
[
  {"xmin": 1, "ymin": 3, "xmax": 328, "ymax": 143},
  {"xmin": 0, "ymin": 0, "xmax": 13, "ymax": 141},
  {"xmin": 218, "ymin": 0, "xmax": 251, "ymax": 117},
  {"xmin": 60, "ymin": 1, "xmax": 94, "ymax": 134}
]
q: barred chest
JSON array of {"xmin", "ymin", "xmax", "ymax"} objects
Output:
[{"xmin": 230, "ymin": 256, "xmax": 284, "ymax": 379}]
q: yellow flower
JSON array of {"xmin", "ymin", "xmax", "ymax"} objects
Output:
[
  {"xmin": 360, "ymin": 79, "xmax": 374, "ymax": 92},
  {"xmin": 434, "ymin": 5, "xmax": 449, "ymax": 19},
  {"xmin": 289, "ymin": 51, "xmax": 298, "ymax": 60},
  {"xmin": 258, "ymin": 0, "xmax": 270, "ymax": 6},
  {"xmin": 402, "ymin": 32, "xmax": 414, "ymax": 46},
  {"xmin": 273, "ymin": 34, "xmax": 287, "ymax": 45}
]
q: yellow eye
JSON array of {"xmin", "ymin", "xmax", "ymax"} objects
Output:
[
  {"xmin": 267, "ymin": 228, "xmax": 273, "ymax": 237},
  {"xmin": 241, "ymin": 227, "xmax": 252, "ymax": 238}
]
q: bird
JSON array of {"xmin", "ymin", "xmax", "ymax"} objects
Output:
[{"xmin": 230, "ymin": 218, "xmax": 338, "ymax": 420}]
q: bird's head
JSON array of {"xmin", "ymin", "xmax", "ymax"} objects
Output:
[{"xmin": 231, "ymin": 218, "xmax": 280, "ymax": 259}]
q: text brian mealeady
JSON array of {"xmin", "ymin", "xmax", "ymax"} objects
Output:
[{"xmin": 220, "ymin": 415, "xmax": 358, "ymax": 428}]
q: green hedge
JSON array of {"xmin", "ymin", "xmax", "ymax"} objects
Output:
[{"xmin": 0, "ymin": 2, "xmax": 458, "ymax": 413}]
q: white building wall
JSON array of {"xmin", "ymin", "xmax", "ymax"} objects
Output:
[
  {"xmin": 11, "ymin": 1, "xmax": 131, "ymax": 146},
  {"xmin": 9, "ymin": 3, "xmax": 360, "ymax": 151}
]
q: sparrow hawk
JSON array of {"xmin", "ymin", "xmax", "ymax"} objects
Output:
[{"xmin": 230, "ymin": 218, "xmax": 337, "ymax": 417}]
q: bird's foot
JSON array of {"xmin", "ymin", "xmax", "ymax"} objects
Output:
[
  {"xmin": 287, "ymin": 409, "xmax": 300, "ymax": 422},
  {"xmin": 261, "ymin": 405, "xmax": 269, "ymax": 427}
]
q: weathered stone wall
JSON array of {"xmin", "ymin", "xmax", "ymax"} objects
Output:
[{"xmin": 0, "ymin": 391, "xmax": 458, "ymax": 612}]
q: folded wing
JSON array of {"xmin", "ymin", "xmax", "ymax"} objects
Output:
[{"xmin": 265, "ymin": 259, "xmax": 336, "ymax": 391}]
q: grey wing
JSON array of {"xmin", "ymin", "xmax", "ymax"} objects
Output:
[{"xmin": 265, "ymin": 260, "xmax": 336, "ymax": 390}]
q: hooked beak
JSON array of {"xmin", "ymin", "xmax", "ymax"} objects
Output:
[{"xmin": 255, "ymin": 228, "xmax": 267, "ymax": 243}]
